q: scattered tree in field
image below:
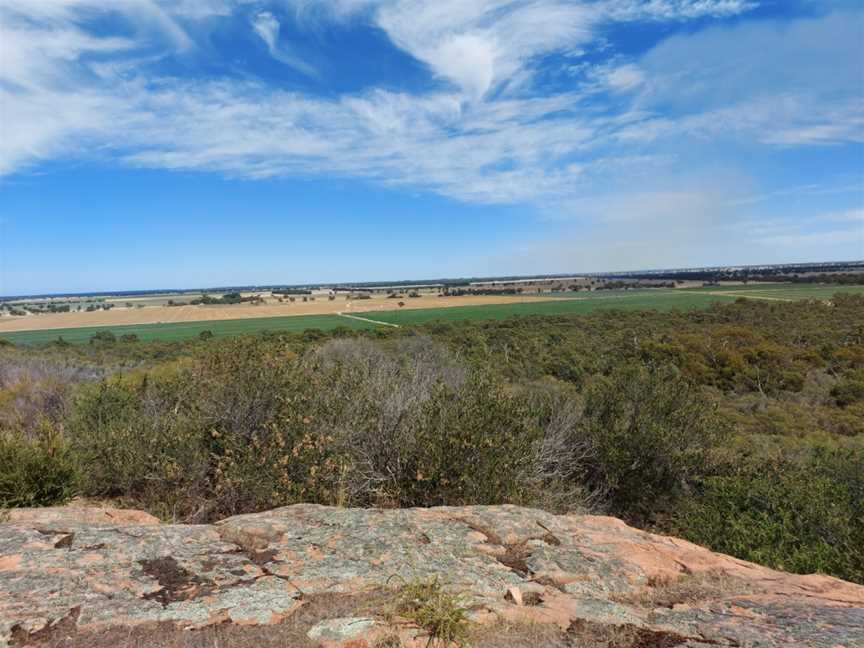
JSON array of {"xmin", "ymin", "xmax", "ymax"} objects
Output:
[{"xmin": 89, "ymin": 330, "xmax": 116, "ymax": 344}]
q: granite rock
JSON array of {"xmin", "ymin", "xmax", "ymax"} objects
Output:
[{"xmin": 1, "ymin": 504, "xmax": 861, "ymax": 647}]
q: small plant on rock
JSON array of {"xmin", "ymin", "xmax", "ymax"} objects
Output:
[{"xmin": 387, "ymin": 575, "xmax": 470, "ymax": 647}]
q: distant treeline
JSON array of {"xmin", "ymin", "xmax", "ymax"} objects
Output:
[
  {"xmin": 1, "ymin": 302, "xmax": 113, "ymax": 315},
  {"xmin": 594, "ymin": 281, "xmax": 676, "ymax": 290},
  {"xmin": 443, "ymin": 288, "xmax": 524, "ymax": 296},
  {"xmin": 442, "ymin": 281, "xmax": 676, "ymax": 295},
  {"xmin": 189, "ymin": 292, "xmax": 262, "ymax": 306},
  {"xmin": 612, "ymin": 262, "xmax": 864, "ymax": 283},
  {"xmin": 272, "ymin": 289, "xmax": 313, "ymax": 296},
  {"xmin": 788, "ymin": 273, "xmax": 864, "ymax": 285}
]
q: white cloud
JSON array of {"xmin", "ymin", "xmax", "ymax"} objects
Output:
[
  {"xmin": 420, "ymin": 32, "xmax": 499, "ymax": 100},
  {"xmin": 105, "ymin": 80, "xmax": 603, "ymax": 204},
  {"xmin": 603, "ymin": 64, "xmax": 646, "ymax": 92},
  {"xmin": 285, "ymin": 0, "xmax": 754, "ymax": 98},
  {"xmin": 824, "ymin": 208, "xmax": 864, "ymax": 224},
  {"xmin": 766, "ymin": 230, "xmax": 862, "ymax": 248},
  {"xmin": 167, "ymin": 0, "xmax": 235, "ymax": 18},
  {"xmin": 0, "ymin": 3, "xmax": 143, "ymax": 174},
  {"xmin": 252, "ymin": 11, "xmax": 280, "ymax": 49},
  {"xmin": 371, "ymin": 1, "xmax": 596, "ymax": 99},
  {"xmin": 0, "ymin": 0, "xmax": 194, "ymax": 50},
  {"xmin": 0, "ymin": 89, "xmax": 116, "ymax": 175},
  {"xmin": 602, "ymin": 0, "xmax": 758, "ymax": 21},
  {"xmin": 0, "ymin": 0, "xmax": 860, "ymax": 220},
  {"xmin": 627, "ymin": 10, "xmax": 864, "ymax": 145},
  {"xmin": 251, "ymin": 11, "xmax": 318, "ymax": 77},
  {"xmin": 729, "ymin": 182, "xmax": 864, "ymax": 207},
  {"xmin": 756, "ymin": 227, "xmax": 863, "ymax": 250},
  {"xmin": 729, "ymin": 208, "xmax": 864, "ymax": 256}
]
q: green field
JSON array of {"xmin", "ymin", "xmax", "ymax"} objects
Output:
[
  {"xmin": 366, "ymin": 290, "xmax": 738, "ymax": 326},
  {"xmin": 687, "ymin": 284, "xmax": 864, "ymax": 301},
  {"xmin": 0, "ymin": 314, "xmax": 375, "ymax": 345},
  {"xmin": 1, "ymin": 283, "xmax": 861, "ymax": 345}
]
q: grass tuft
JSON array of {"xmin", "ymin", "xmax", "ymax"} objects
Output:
[{"xmin": 388, "ymin": 575, "xmax": 470, "ymax": 647}]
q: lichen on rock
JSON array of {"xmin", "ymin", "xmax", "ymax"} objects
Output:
[{"xmin": 1, "ymin": 504, "xmax": 862, "ymax": 647}]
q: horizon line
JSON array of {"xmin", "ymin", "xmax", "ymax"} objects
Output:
[{"xmin": 2, "ymin": 259, "xmax": 862, "ymax": 301}]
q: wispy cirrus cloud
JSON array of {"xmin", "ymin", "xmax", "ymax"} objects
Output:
[
  {"xmin": 750, "ymin": 214, "xmax": 864, "ymax": 251},
  {"xmin": 251, "ymin": 11, "xmax": 319, "ymax": 77},
  {"xmin": 287, "ymin": 0, "xmax": 758, "ymax": 99},
  {"xmin": 601, "ymin": 0, "xmax": 758, "ymax": 20},
  {"xmin": 0, "ymin": 0, "xmax": 861, "ymax": 222}
]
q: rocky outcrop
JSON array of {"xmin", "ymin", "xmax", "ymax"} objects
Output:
[
  {"xmin": 1, "ymin": 504, "xmax": 862, "ymax": 647},
  {"xmin": 3, "ymin": 506, "xmax": 160, "ymax": 528}
]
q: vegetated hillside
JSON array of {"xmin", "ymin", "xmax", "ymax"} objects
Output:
[{"xmin": 0, "ymin": 294, "xmax": 862, "ymax": 585}]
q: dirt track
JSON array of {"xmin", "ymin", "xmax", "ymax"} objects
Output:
[{"xmin": 0, "ymin": 294, "xmax": 556, "ymax": 333}]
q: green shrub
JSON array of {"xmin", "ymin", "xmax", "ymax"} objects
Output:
[
  {"xmin": 69, "ymin": 339, "xmax": 309, "ymax": 521},
  {"xmin": 674, "ymin": 449, "xmax": 864, "ymax": 584},
  {"xmin": 578, "ymin": 364, "xmax": 726, "ymax": 523},
  {"xmin": 303, "ymin": 337, "xmax": 541, "ymax": 508},
  {"xmin": 0, "ymin": 423, "xmax": 78, "ymax": 508},
  {"xmin": 831, "ymin": 370, "xmax": 864, "ymax": 407},
  {"xmin": 68, "ymin": 336, "xmax": 563, "ymax": 518},
  {"xmin": 89, "ymin": 330, "xmax": 116, "ymax": 344},
  {"xmin": 395, "ymin": 374, "xmax": 540, "ymax": 507},
  {"xmin": 69, "ymin": 374, "xmax": 207, "ymax": 518},
  {"xmin": 388, "ymin": 575, "xmax": 469, "ymax": 646}
]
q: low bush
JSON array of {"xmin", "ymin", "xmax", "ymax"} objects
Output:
[
  {"xmin": 67, "ymin": 337, "xmax": 589, "ymax": 518},
  {"xmin": 831, "ymin": 369, "xmax": 864, "ymax": 407},
  {"xmin": 577, "ymin": 364, "xmax": 726, "ymax": 523},
  {"xmin": 293, "ymin": 338, "xmax": 520, "ymax": 507},
  {"xmin": 62, "ymin": 338, "xmax": 730, "ymax": 524},
  {"xmin": 388, "ymin": 575, "xmax": 469, "ymax": 647},
  {"xmin": 70, "ymin": 339, "xmax": 307, "ymax": 520},
  {"xmin": 674, "ymin": 449, "xmax": 864, "ymax": 584},
  {"xmin": 0, "ymin": 423, "xmax": 78, "ymax": 508},
  {"xmin": 89, "ymin": 331, "xmax": 116, "ymax": 344},
  {"xmin": 0, "ymin": 354, "xmax": 96, "ymax": 438}
]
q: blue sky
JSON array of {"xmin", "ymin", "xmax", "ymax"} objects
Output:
[{"xmin": 0, "ymin": 0, "xmax": 862, "ymax": 295}]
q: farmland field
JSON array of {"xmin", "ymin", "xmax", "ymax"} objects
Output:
[
  {"xmin": 0, "ymin": 294, "xmax": 550, "ymax": 333},
  {"xmin": 0, "ymin": 283, "xmax": 861, "ymax": 345},
  {"xmin": 0, "ymin": 314, "xmax": 375, "ymax": 345},
  {"xmin": 686, "ymin": 284, "xmax": 864, "ymax": 301},
  {"xmin": 364, "ymin": 290, "xmax": 737, "ymax": 326}
]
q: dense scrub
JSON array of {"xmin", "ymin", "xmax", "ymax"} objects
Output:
[
  {"xmin": 63, "ymin": 338, "xmax": 717, "ymax": 521},
  {"xmin": 676, "ymin": 449, "xmax": 864, "ymax": 584},
  {"xmin": 0, "ymin": 294, "xmax": 862, "ymax": 584}
]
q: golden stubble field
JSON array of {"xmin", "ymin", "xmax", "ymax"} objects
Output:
[{"xmin": 0, "ymin": 293, "xmax": 556, "ymax": 333}]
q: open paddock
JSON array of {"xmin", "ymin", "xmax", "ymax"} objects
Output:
[
  {"xmin": 0, "ymin": 283, "xmax": 860, "ymax": 345},
  {"xmin": 0, "ymin": 294, "xmax": 548, "ymax": 333}
]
